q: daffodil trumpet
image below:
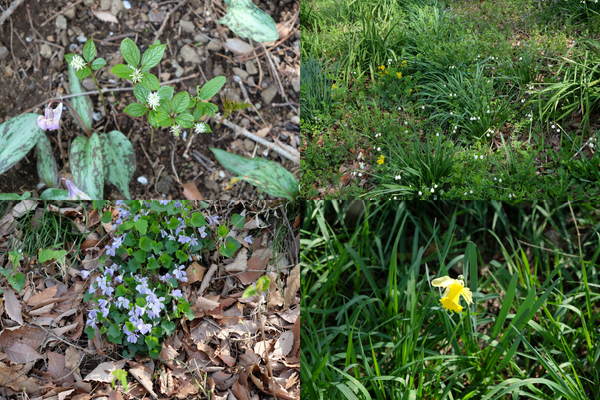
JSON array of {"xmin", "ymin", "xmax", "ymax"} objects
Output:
[{"xmin": 431, "ymin": 275, "xmax": 473, "ymax": 313}]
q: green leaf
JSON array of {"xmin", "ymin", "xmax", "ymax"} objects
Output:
[
  {"xmin": 219, "ymin": 236, "xmax": 241, "ymax": 257},
  {"xmin": 107, "ymin": 323, "xmax": 122, "ymax": 344},
  {"xmin": 70, "ymin": 133, "xmax": 105, "ymax": 199},
  {"xmin": 40, "ymin": 188, "xmax": 69, "ymax": 200},
  {"xmin": 198, "ymin": 76, "xmax": 226, "ymax": 100},
  {"xmin": 231, "ymin": 213, "xmax": 245, "ymax": 229},
  {"xmin": 38, "ymin": 248, "xmax": 68, "ymax": 264},
  {"xmin": 210, "ymin": 148, "xmax": 298, "ymax": 201},
  {"xmin": 111, "ymin": 63, "xmax": 133, "ymax": 80},
  {"xmin": 85, "ymin": 325, "xmax": 96, "ymax": 339},
  {"xmin": 0, "ymin": 193, "xmax": 31, "ymax": 200},
  {"xmin": 135, "ymin": 218, "xmax": 148, "ymax": 235},
  {"xmin": 82, "ymin": 39, "xmax": 97, "ymax": 62},
  {"xmin": 172, "ymin": 91, "xmax": 191, "ymax": 113},
  {"xmin": 219, "ymin": 1, "xmax": 279, "ymax": 42},
  {"xmin": 140, "ymin": 43, "xmax": 166, "ymax": 72},
  {"xmin": 75, "ymin": 66, "xmax": 92, "ymax": 80},
  {"xmin": 190, "ymin": 212, "xmax": 206, "ymax": 227},
  {"xmin": 100, "ymin": 130, "xmax": 136, "ymax": 199},
  {"xmin": 139, "ymin": 236, "xmax": 153, "ymax": 252},
  {"xmin": 67, "ymin": 65, "xmax": 94, "ymax": 131},
  {"xmin": 155, "ymin": 110, "xmax": 172, "ymax": 127},
  {"xmin": 256, "ymin": 275, "xmax": 271, "ymax": 292},
  {"xmin": 242, "ymin": 285, "xmax": 258, "ymax": 298},
  {"xmin": 123, "ymin": 102, "xmax": 148, "ymax": 117},
  {"xmin": 91, "ymin": 57, "xmax": 107, "ymax": 70},
  {"xmin": 7, "ymin": 272, "xmax": 26, "ymax": 292},
  {"xmin": 140, "ymin": 72, "xmax": 160, "ymax": 91},
  {"xmin": 120, "ymin": 38, "xmax": 141, "ymax": 67},
  {"xmin": 175, "ymin": 112, "xmax": 194, "ymax": 128},
  {"xmin": 112, "ymin": 369, "xmax": 129, "ymax": 391},
  {"xmin": 35, "ymin": 134, "xmax": 59, "ymax": 187},
  {"xmin": 133, "ymin": 84, "xmax": 150, "ymax": 104},
  {"xmin": 157, "ymin": 85, "xmax": 174, "ymax": 100},
  {"xmin": 194, "ymin": 102, "xmax": 219, "ymax": 119},
  {"xmin": 0, "ymin": 113, "xmax": 44, "ymax": 174}
]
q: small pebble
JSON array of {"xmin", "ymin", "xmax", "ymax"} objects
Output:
[
  {"xmin": 77, "ymin": 34, "xmax": 87, "ymax": 43},
  {"xmin": 137, "ymin": 176, "xmax": 148, "ymax": 185},
  {"xmin": 123, "ymin": 0, "xmax": 132, "ymax": 9}
]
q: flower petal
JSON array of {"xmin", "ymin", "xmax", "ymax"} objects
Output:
[
  {"xmin": 431, "ymin": 276, "xmax": 455, "ymax": 287},
  {"xmin": 461, "ymin": 287, "xmax": 473, "ymax": 304}
]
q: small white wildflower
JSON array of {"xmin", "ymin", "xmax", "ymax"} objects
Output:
[
  {"xmin": 394, "ymin": 175, "xmax": 401, "ymax": 181},
  {"xmin": 71, "ymin": 55, "xmax": 86, "ymax": 71},
  {"xmin": 418, "ymin": 191, "xmax": 423, "ymax": 196},
  {"xmin": 358, "ymin": 172, "xmax": 363, "ymax": 177},
  {"xmin": 131, "ymin": 67, "xmax": 143, "ymax": 83},
  {"xmin": 430, "ymin": 187, "xmax": 435, "ymax": 193},
  {"xmin": 147, "ymin": 91, "xmax": 160, "ymax": 110},
  {"xmin": 194, "ymin": 122, "xmax": 209, "ymax": 134},
  {"xmin": 469, "ymin": 190, "xmax": 474, "ymax": 194},
  {"xmin": 377, "ymin": 147, "xmax": 381, "ymax": 151},
  {"xmin": 170, "ymin": 125, "xmax": 182, "ymax": 137},
  {"xmin": 479, "ymin": 155, "xmax": 484, "ymax": 160}
]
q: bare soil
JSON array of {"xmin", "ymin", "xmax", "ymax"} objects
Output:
[{"xmin": 0, "ymin": 0, "xmax": 299, "ymax": 199}]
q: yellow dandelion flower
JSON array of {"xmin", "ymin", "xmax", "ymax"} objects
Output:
[
  {"xmin": 396, "ymin": 72, "xmax": 403, "ymax": 79},
  {"xmin": 378, "ymin": 65, "xmax": 386, "ymax": 71},
  {"xmin": 431, "ymin": 275, "xmax": 473, "ymax": 313},
  {"xmin": 376, "ymin": 155, "xmax": 385, "ymax": 165}
]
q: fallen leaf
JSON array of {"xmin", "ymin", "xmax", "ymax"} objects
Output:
[
  {"xmin": 0, "ymin": 361, "xmax": 44, "ymax": 394},
  {"xmin": 195, "ymin": 297, "xmax": 220, "ymax": 312},
  {"xmin": 238, "ymin": 248, "xmax": 271, "ymax": 285},
  {"xmin": 4, "ymin": 288, "xmax": 23, "ymax": 325},
  {"xmin": 159, "ymin": 343, "xmax": 179, "ymax": 362},
  {"xmin": 159, "ymin": 367, "xmax": 175, "ymax": 396},
  {"xmin": 186, "ymin": 262, "xmax": 206, "ymax": 284},
  {"xmin": 284, "ymin": 265, "xmax": 300, "ymax": 308},
  {"xmin": 129, "ymin": 362, "xmax": 158, "ymax": 399},
  {"xmin": 272, "ymin": 330, "xmax": 294, "ymax": 359},
  {"xmin": 65, "ymin": 347, "xmax": 81, "ymax": 370},
  {"xmin": 108, "ymin": 390, "xmax": 124, "ymax": 400},
  {"xmin": 182, "ymin": 181, "xmax": 204, "ymax": 200},
  {"xmin": 292, "ymin": 317, "xmax": 300, "ymax": 357},
  {"xmin": 58, "ymin": 389, "xmax": 75, "ymax": 400},
  {"xmin": 47, "ymin": 351, "xmax": 68, "ymax": 379},
  {"xmin": 84, "ymin": 360, "xmax": 126, "ymax": 382},
  {"xmin": 93, "ymin": 10, "xmax": 118, "ymax": 23},
  {"xmin": 6, "ymin": 342, "xmax": 43, "ymax": 363},
  {"xmin": 225, "ymin": 248, "xmax": 248, "ymax": 272}
]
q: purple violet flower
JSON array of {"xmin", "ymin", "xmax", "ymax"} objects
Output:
[
  {"xmin": 206, "ymin": 215, "xmax": 220, "ymax": 226},
  {"xmin": 137, "ymin": 322, "xmax": 153, "ymax": 335},
  {"xmin": 198, "ymin": 226, "xmax": 207, "ymax": 238},
  {"xmin": 37, "ymin": 102, "xmax": 63, "ymax": 131},
  {"xmin": 116, "ymin": 296, "xmax": 130, "ymax": 309},
  {"xmin": 86, "ymin": 309, "xmax": 98, "ymax": 327},
  {"xmin": 173, "ymin": 265, "xmax": 188, "ymax": 282},
  {"xmin": 172, "ymin": 289, "xmax": 183, "ymax": 298},
  {"xmin": 123, "ymin": 325, "xmax": 139, "ymax": 343},
  {"xmin": 80, "ymin": 270, "xmax": 90, "ymax": 279},
  {"xmin": 243, "ymin": 235, "xmax": 253, "ymax": 244}
]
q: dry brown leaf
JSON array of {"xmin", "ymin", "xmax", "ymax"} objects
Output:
[
  {"xmin": 0, "ymin": 325, "xmax": 46, "ymax": 351},
  {"xmin": 159, "ymin": 367, "xmax": 175, "ymax": 396},
  {"xmin": 190, "ymin": 320, "xmax": 221, "ymax": 343},
  {"xmin": 284, "ymin": 264, "xmax": 300, "ymax": 308},
  {"xmin": 58, "ymin": 389, "xmax": 75, "ymax": 400},
  {"xmin": 83, "ymin": 360, "xmax": 126, "ymax": 382},
  {"xmin": 232, "ymin": 379, "xmax": 252, "ymax": 400},
  {"xmin": 182, "ymin": 181, "xmax": 205, "ymax": 200},
  {"xmin": 175, "ymin": 379, "xmax": 200, "ymax": 399},
  {"xmin": 0, "ymin": 361, "xmax": 44, "ymax": 394},
  {"xmin": 186, "ymin": 262, "xmax": 206, "ymax": 284},
  {"xmin": 4, "ymin": 288, "xmax": 23, "ymax": 325},
  {"xmin": 6, "ymin": 342, "xmax": 43, "ymax": 363},
  {"xmin": 272, "ymin": 330, "xmax": 294, "ymax": 359},
  {"xmin": 65, "ymin": 346, "xmax": 81, "ymax": 370},
  {"xmin": 195, "ymin": 297, "xmax": 220, "ymax": 312},
  {"xmin": 159, "ymin": 343, "xmax": 179, "ymax": 362},
  {"xmin": 292, "ymin": 317, "xmax": 300, "ymax": 357},
  {"xmin": 129, "ymin": 362, "xmax": 158, "ymax": 399},
  {"xmin": 255, "ymin": 125, "xmax": 272, "ymax": 137},
  {"xmin": 47, "ymin": 351, "xmax": 68, "ymax": 379},
  {"xmin": 238, "ymin": 248, "xmax": 271, "ymax": 285},
  {"xmin": 108, "ymin": 390, "xmax": 124, "ymax": 400},
  {"xmin": 225, "ymin": 248, "xmax": 248, "ymax": 272},
  {"xmin": 93, "ymin": 10, "xmax": 118, "ymax": 23}
]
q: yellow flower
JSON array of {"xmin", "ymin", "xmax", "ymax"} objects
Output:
[
  {"xmin": 395, "ymin": 72, "xmax": 403, "ymax": 79},
  {"xmin": 378, "ymin": 65, "xmax": 386, "ymax": 71},
  {"xmin": 332, "ymin": 83, "xmax": 338, "ymax": 89},
  {"xmin": 376, "ymin": 155, "xmax": 385, "ymax": 165},
  {"xmin": 401, "ymin": 60, "xmax": 408, "ymax": 67},
  {"xmin": 431, "ymin": 276, "xmax": 473, "ymax": 313}
]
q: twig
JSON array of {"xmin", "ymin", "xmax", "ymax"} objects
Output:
[
  {"xmin": 22, "ymin": 73, "xmax": 200, "ymax": 113},
  {"xmin": 39, "ymin": 0, "xmax": 83, "ymax": 26},
  {"xmin": 153, "ymin": 0, "xmax": 187, "ymax": 43},
  {"xmin": 170, "ymin": 143, "xmax": 181, "ymax": 184},
  {"xmin": 0, "ymin": 0, "xmax": 26, "ymax": 27},
  {"xmin": 221, "ymin": 118, "xmax": 299, "ymax": 164}
]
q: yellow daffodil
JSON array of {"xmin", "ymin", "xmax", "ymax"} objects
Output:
[
  {"xmin": 376, "ymin": 155, "xmax": 385, "ymax": 165},
  {"xmin": 395, "ymin": 72, "xmax": 403, "ymax": 79},
  {"xmin": 378, "ymin": 65, "xmax": 386, "ymax": 71},
  {"xmin": 431, "ymin": 275, "xmax": 472, "ymax": 313}
]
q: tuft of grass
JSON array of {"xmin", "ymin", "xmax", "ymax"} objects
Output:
[{"xmin": 301, "ymin": 200, "xmax": 600, "ymax": 399}]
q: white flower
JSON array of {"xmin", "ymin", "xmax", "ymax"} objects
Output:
[
  {"xmin": 147, "ymin": 92, "xmax": 160, "ymax": 110},
  {"xmin": 170, "ymin": 125, "xmax": 182, "ymax": 137},
  {"xmin": 131, "ymin": 67, "xmax": 143, "ymax": 83},
  {"xmin": 194, "ymin": 122, "xmax": 209, "ymax": 134},
  {"xmin": 70, "ymin": 55, "xmax": 86, "ymax": 71},
  {"xmin": 394, "ymin": 175, "xmax": 401, "ymax": 181},
  {"xmin": 418, "ymin": 191, "xmax": 423, "ymax": 196}
]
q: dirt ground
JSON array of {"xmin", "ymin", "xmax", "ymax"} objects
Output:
[{"xmin": 0, "ymin": 0, "xmax": 299, "ymax": 199}]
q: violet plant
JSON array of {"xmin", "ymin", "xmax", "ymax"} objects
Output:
[
  {"xmin": 0, "ymin": 38, "xmax": 225, "ymax": 200},
  {"xmin": 82, "ymin": 200, "xmax": 247, "ymax": 358}
]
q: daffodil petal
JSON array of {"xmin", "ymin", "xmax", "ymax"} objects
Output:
[
  {"xmin": 431, "ymin": 276, "xmax": 454, "ymax": 287},
  {"xmin": 461, "ymin": 287, "xmax": 473, "ymax": 304}
]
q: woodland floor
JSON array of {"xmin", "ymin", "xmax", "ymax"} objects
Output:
[
  {"xmin": 0, "ymin": 0, "xmax": 299, "ymax": 200},
  {"xmin": 0, "ymin": 200, "xmax": 300, "ymax": 399}
]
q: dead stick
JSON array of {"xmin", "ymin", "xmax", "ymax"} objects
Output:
[
  {"xmin": 153, "ymin": 0, "xmax": 187, "ymax": 43},
  {"xmin": 221, "ymin": 118, "xmax": 299, "ymax": 164},
  {"xmin": 0, "ymin": 0, "xmax": 26, "ymax": 27}
]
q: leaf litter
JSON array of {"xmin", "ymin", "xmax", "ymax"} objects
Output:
[{"xmin": 0, "ymin": 200, "xmax": 299, "ymax": 399}]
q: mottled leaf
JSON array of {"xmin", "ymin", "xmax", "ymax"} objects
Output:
[
  {"xmin": 35, "ymin": 134, "xmax": 59, "ymax": 187},
  {"xmin": 219, "ymin": 0, "xmax": 279, "ymax": 43},
  {"xmin": 0, "ymin": 113, "xmax": 44, "ymax": 174},
  {"xmin": 70, "ymin": 133, "xmax": 104, "ymax": 199},
  {"xmin": 100, "ymin": 130, "xmax": 136, "ymax": 199},
  {"xmin": 67, "ymin": 65, "xmax": 93, "ymax": 131}
]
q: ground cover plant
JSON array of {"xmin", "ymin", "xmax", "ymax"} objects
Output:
[
  {"xmin": 300, "ymin": 0, "xmax": 600, "ymax": 199},
  {"xmin": 301, "ymin": 200, "xmax": 600, "ymax": 399},
  {"xmin": 0, "ymin": 0, "xmax": 299, "ymax": 200},
  {"xmin": 0, "ymin": 200, "xmax": 300, "ymax": 399}
]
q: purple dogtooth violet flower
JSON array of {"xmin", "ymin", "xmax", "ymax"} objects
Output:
[
  {"xmin": 37, "ymin": 102, "xmax": 63, "ymax": 131},
  {"xmin": 63, "ymin": 179, "xmax": 92, "ymax": 200}
]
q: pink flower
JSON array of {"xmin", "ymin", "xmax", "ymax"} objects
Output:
[
  {"xmin": 64, "ymin": 179, "xmax": 91, "ymax": 200},
  {"xmin": 37, "ymin": 102, "xmax": 63, "ymax": 131}
]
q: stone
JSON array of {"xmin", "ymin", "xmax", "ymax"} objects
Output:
[
  {"xmin": 179, "ymin": 20, "xmax": 195, "ymax": 33},
  {"xmin": 64, "ymin": 7, "xmax": 76, "ymax": 19},
  {"xmin": 156, "ymin": 175, "xmax": 173, "ymax": 194},
  {"xmin": 55, "ymin": 15, "xmax": 67, "ymax": 30},
  {"xmin": 206, "ymin": 39, "xmax": 222, "ymax": 51},
  {"xmin": 261, "ymin": 85, "xmax": 278, "ymax": 104},
  {"xmin": 224, "ymin": 38, "xmax": 253, "ymax": 55},
  {"xmin": 180, "ymin": 45, "xmax": 201, "ymax": 64},
  {"xmin": 39, "ymin": 44, "xmax": 53, "ymax": 59},
  {"xmin": 245, "ymin": 60, "xmax": 258, "ymax": 75},
  {"xmin": 110, "ymin": 0, "xmax": 123, "ymax": 15},
  {"xmin": 232, "ymin": 67, "xmax": 248, "ymax": 80},
  {"xmin": 193, "ymin": 33, "xmax": 210, "ymax": 43},
  {"xmin": 292, "ymin": 76, "xmax": 300, "ymax": 92},
  {"xmin": 0, "ymin": 46, "xmax": 8, "ymax": 61},
  {"xmin": 100, "ymin": 0, "xmax": 111, "ymax": 10},
  {"xmin": 243, "ymin": 139, "xmax": 255, "ymax": 152}
]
